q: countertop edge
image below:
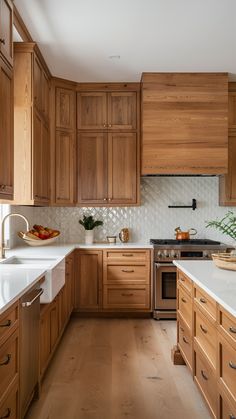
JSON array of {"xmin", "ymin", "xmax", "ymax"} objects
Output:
[{"xmin": 174, "ymin": 261, "xmax": 236, "ymax": 318}]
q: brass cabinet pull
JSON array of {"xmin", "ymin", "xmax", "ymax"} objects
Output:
[
  {"xmin": 103, "ymin": 198, "xmax": 107, "ymax": 201},
  {"xmin": 199, "ymin": 297, "xmax": 207, "ymax": 304},
  {"xmin": 229, "ymin": 326, "xmax": 236, "ymax": 334},
  {"xmin": 0, "ymin": 38, "xmax": 5, "ymax": 45},
  {"xmin": 121, "ymin": 269, "xmax": 134, "ymax": 273},
  {"xmin": 182, "ymin": 336, "xmax": 189, "ymax": 344},
  {"xmin": 0, "ymin": 354, "xmax": 11, "ymax": 366},
  {"xmin": 201, "ymin": 370, "xmax": 208, "ymax": 380},
  {"xmin": 0, "ymin": 319, "xmax": 11, "ymax": 328},
  {"xmin": 229, "ymin": 361, "xmax": 236, "ymax": 370},
  {"xmin": 108, "ymin": 124, "xmax": 112, "ymax": 128},
  {"xmin": 0, "ymin": 408, "xmax": 11, "ymax": 418},
  {"xmin": 103, "ymin": 123, "xmax": 106, "ymax": 127},
  {"xmin": 200, "ymin": 324, "xmax": 207, "ymax": 334},
  {"xmin": 122, "ymin": 254, "xmax": 133, "ymax": 257},
  {"xmin": 121, "ymin": 293, "xmax": 133, "ymax": 297},
  {"xmin": 108, "ymin": 198, "xmax": 112, "ymax": 202},
  {"xmin": 181, "ymin": 297, "xmax": 187, "ymax": 303}
]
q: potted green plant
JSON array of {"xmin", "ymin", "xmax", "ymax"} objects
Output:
[
  {"xmin": 79, "ymin": 215, "xmax": 103, "ymax": 244},
  {"xmin": 206, "ymin": 211, "xmax": 236, "ymax": 254}
]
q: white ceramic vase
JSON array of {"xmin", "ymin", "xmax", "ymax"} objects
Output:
[{"xmin": 85, "ymin": 230, "xmax": 94, "ymax": 245}]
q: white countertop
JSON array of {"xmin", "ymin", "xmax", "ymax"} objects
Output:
[
  {"xmin": 0, "ymin": 266, "xmax": 46, "ymax": 315},
  {"xmin": 174, "ymin": 260, "xmax": 236, "ymax": 317},
  {"xmin": 0, "ymin": 242, "xmax": 152, "ymax": 315}
]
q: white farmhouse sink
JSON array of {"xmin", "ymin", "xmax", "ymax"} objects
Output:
[{"xmin": 0, "ymin": 256, "xmax": 65, "ymax": 303}]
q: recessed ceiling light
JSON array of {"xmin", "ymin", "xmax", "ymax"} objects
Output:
[{"xmin": 108, "ymin": 55, "xmax": 120, "ymax": 59}]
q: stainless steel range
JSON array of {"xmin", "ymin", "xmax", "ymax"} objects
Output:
[{"xmin": 151, "ymin": 239, "xmax": 229, "ymax": 320}]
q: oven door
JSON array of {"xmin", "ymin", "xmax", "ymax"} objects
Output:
[{"xmin": 154, "ymin": 263, "xmax": 177, "ymax": 310}]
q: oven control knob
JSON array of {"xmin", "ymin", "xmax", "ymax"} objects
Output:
[
  {"xmin": 163, "ymin": 250, "xmax": 169, "ymax": 258},
  {"xmin": 171, "ymin": 250, "xmax": 177, "ymax": 258},
  {"xmin": 157, "ymin": 251, "xmax": 162, "ymax": 258},
  {"xmin": 203, "ymin": 251, "xmax": 209, "ymax": 258}
]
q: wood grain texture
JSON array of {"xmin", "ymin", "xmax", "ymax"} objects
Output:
[
  {"xmin": 141, "ymin": 72, "xmax": 228, "ymax": 174},
  {"xmin": 0, "ymin": 56, "xmax": 13, "ymax": 200},
  {"xmin": 25, "ymin": 318, "xmax": 211, "ymax": 419},
  {"xmin": 77, "ymin": 132, "xmax": 108, "ymax": 204},
  {"xmin": 219, "ymin": 82, "xmax": 236, "ymax": 206},
  {"xmin": 74, "ymin": 250, "xmax": 103, "ymax": 311},
  {"xmin": 55, "ymin": 130, "xmax": 75, "ymax": 204},
  {"xmin": 0, "ymin": 0, "xmax": 13, "ymax": 66},
  {"xmin": 56, "ymin": 87, "xmax": 76, "ymax": 130}
]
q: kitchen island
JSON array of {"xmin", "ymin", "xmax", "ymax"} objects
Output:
[{"xmin": 173, "ymin": 260, "xmax": 236, "ymax": 419}]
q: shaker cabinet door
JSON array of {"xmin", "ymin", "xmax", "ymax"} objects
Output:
[
  {"xmin": 77, "ymin": 132, "xmax": 108, "ymax": 204},
  {"xmin": 77, "ymin": 92, "xmax": 107, "ymax": 130}
]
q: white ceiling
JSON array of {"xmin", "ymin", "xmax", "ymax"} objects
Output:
[{"xmin": 14, "ymin": 0, "xmax": 236, "ymax": 82}]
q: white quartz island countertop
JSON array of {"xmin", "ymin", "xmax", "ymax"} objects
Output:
[
  {"xmin": 174, "ymin": 260, "xmax": 236, "ymax": 317},
  {"xmin": 0, "ymin": 242, "xmax": 153, "ymax": 315}
]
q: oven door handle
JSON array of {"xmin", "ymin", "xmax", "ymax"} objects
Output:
[{"xmin": 155, "ymin": 263, "xmax": 174, "ymax": 268}]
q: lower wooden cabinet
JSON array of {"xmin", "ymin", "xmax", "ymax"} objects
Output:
[
  {"xmin": 0, "ymin": 303, "xmax": 19, "ymax": 419},
  {"xmin": 0, "ymin": 380, "xmax": 18, "ymax": 419},
  {"xmin": 40, "ymin": 253, "xmax": 74, "ymax": 377},
  {"xmin": 74, "ymin": 249, "xmax": 151, "ymax": 312},
  {"xmin": 74, "ymin": 250, "xmax": 103, "ymax": 311},
  {"xmin": 194, "ymin": 348, "xmax": 217, "ymax": 418},
  {"xmin": 176, "ymin": 268, "xmax": 236, "ymax": 419}
]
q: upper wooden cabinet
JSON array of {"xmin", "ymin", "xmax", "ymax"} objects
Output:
[
  {"xmin": 0, "ymin": 0, "xmax": 13, "ymax": 67},
  {"xmin": 14, "ymin": 42, "xmax": 51, "ymax": 205},
  {"xmin": 77, "ymin": 88, "xmax": 137, "ymax": 131},
  {"xmin": 219, "ymin": 82, "xmax": 236, "ymax": 206},
  {"xmin": 76, "ymin": 83, "xmax": 140, "ymax": 206},
  {"xmin": 51, "ymin": 82, "xmax": 76, "ymax": 205},
  {"xmin": 0, "ymin": 56, "xmax": 13, "ymax": 200},
  {"xmin": 77, "ymin": 132, "xmax": 138, "ymax": 205},
  {"xmin": 141, "ymin": 73, "xmax": 228, "ymax": 175}
]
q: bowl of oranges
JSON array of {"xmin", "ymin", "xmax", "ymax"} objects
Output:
[{"xmin": 18, "ymin": 224, "xmax": 60, "ymax": 246}]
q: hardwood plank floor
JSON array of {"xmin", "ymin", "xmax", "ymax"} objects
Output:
[{"xmin": 26, "ymin": 318, "xmax": 211, "ymax": 419}]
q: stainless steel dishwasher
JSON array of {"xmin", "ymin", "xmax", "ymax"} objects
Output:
[{"xmin": 20, "ymin": 283, "xmax": 43, "ymax": 418}]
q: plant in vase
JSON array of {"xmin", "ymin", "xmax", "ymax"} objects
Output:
[
  {"xmin": 206, "ymin": 211, "xmax": 236, "ymax": 254},
  {"xmin": 79, "ymin": 215, "xmax": 103, "ymax": 244}
]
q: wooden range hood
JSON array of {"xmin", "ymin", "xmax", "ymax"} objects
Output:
[{"xmin": 141, "ymin": 72, "xmax": 228, "ymax": 176}]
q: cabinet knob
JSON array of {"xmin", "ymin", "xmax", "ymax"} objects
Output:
[
  {"xmin": 103, "ymin": 198, "xmax": 107, "ymax": 201},
  {"xmin": 103, "ymin": 123, "xmax": 106, "ymax": 128},
  {"xmin": 108, "ymin": 198, "xmax": 112, "ymax": 202},
  {"xmin": 0, "ymin": 38, "xmax": 5, "ymax": 45},
  {"xmin": 108, "ymin": 124, "xmax": 112, "ymax": 128}
]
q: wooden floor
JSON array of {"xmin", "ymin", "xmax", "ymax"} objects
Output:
[{"xmin": 26, "ymin": 318, "xmax": 211, "ymax": 419}]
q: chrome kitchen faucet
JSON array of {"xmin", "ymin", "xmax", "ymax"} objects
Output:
[{"xmin": 1, "ymin": 213, "xmax": 30, "ymax": 259}]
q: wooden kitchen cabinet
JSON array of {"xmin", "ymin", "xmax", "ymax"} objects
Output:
[
  {"xmin": 76, "ymin": 83, "xmax": 140, "ymax": 206},
  {"xmin": 103, "ymin": 249, "xmax": 151, "ymax": 311},
  {"xmin": 0, "ymin": 55, "xmax": 13, "ymax": 200},
  {"xmin": 51, "ymin": 82, "xmax": 76, "ymax": 205},
  {"xmin": 219, "ymin": 82, "xmax": 236, "ymax": 206},
  {"xmin": 0, "ymin": 0, "xmax": 13, "ymax": 66},
  {"xmin": 74, "ymin": 250, "xmax": 103, "ymax": 311},
  {"xmin": 0, "ymin": 302, "xmax": 19, "ymax": 419},
  {"xmin": 77, "ymin": 132, "xmax": 138, "ymax": 205},
  {"xmin": 141, "ymin": 72, "xmax": 228, "ymax": 175},
  {"xmin": 14, "ymin": 42, "xmax": 51, "ymax": 205},
  {"xmin": 77, "ymin": 90, "xmax": 137, "ymax": 130}
]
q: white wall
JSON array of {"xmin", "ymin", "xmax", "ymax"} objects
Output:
[{"xmin": 10, "ymin": 177, "xmax": 236, "ymax": 247}]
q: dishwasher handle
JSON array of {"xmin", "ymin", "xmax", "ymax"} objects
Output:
[{"xmin": 21, "ymin": 288, "xmax": 43, "ymax": 307}]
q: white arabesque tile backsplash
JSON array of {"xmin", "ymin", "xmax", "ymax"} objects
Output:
[{"xmin": 10, "ymin": 177, "xmax": 236, "ymax": 247}]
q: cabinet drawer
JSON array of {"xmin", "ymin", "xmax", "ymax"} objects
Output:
[
  {"xmin": 105, "ymin": 265, "xmax": 148, "ymax": 284},
  {"xmin": 178, "ymin": 286, "xmax": 192, "ymax": 330},
  {"xmin": 220, "ymin": 308, "xmax": 236, "ymax": 346},
  {"xmin": 219, "ymin": 392, "xmax": 236, "ymax": 419},
  {"xmin": 0, "ymin": 330, "xmax": 18, "ymax": 397},
  {"xmin": 194, "ymin": 286, "xmax": 217, "ymax": 321},
  {"xmin": 219, "ymin": 335, "xmax": 236, "ymax": 403},
  {"xmin": 177, "ymin": 270, "xmax": 192, "ymax": 295},
  {"xmin": 104, "ymin": 250, "xmax": 149, "ymax": 262},
  {"xmin": 194, "ymin": 349, "xmax": 217, "ymax": 417},
  {"xmin": 194, "ymin": 306, "xmax": 217, "ymax": 369},
  {"xmin": 0, "ymin": 303, "xmax": 18, "ymax": 345},
  {"xmin": 0, "ymin": 382, "xmax": 18, "ymax": 419},
  {"xmin": 178, "ymin": 318, "xmax": 193, "ymax": 371},
  {"xmin": 103, "ymin": 285, "xmax": 150, "ymax": 310}
]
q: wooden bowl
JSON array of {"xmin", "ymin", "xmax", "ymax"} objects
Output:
[{"xmin": 212, "ymin": 253, "xmax": 236, "ymax": 271}]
